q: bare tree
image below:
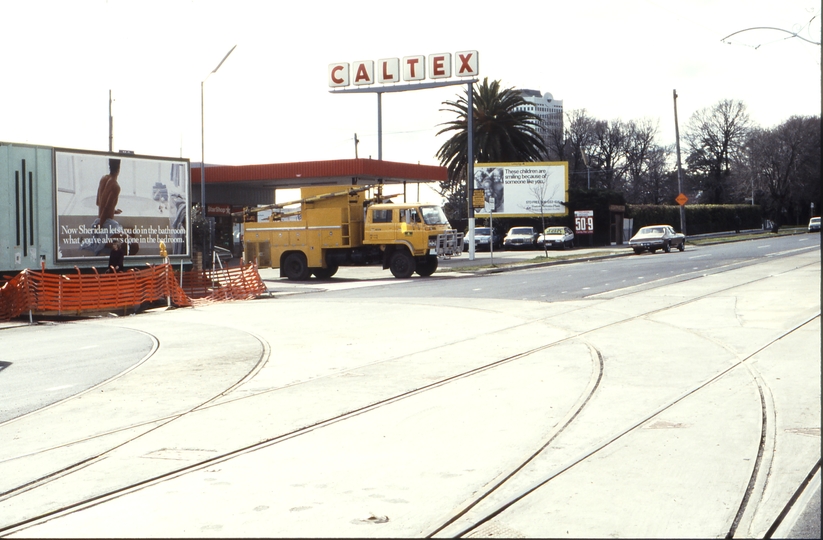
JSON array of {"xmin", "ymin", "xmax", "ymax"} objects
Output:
[
  {"xmin": 684, "ymin": 99, "xmax": 752, "ymax": 203},
  {"xmin": 623, "ymin": 119, "xmax": 676, "ymax": 204},
  {"xmin": 745, "ymin": 115, "xmax": 821, "ymax": 230},
  {"xmin": 564, "ymin": 109, "xmax": 598, "ymax": 190},
  {"xmin": 591, "ymin": 119, "xmax": 628, "ymax": 191},
  {"xmin": 527, "ymin": 177, "xmax": 562, "ymax": 256}
]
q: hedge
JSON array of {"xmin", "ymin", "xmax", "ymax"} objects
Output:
[{"xmin": 626, "ymin": 204, "xmax": 763, "ymax": 235}]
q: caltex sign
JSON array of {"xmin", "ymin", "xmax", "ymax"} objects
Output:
[{"xmin": 329, "ymin": 51, "xmax": 479, "ymax": 88}]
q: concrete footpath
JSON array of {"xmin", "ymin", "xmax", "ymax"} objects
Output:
[{"xmin": 0, "ymin": 242, "xmax": 819, "ymax": 538}]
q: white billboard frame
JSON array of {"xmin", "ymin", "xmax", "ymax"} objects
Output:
[
  {"xmin": 54, "ymin": 149, "xmax": 191, "ymax": 262},
  {"xmin": 473, "ymin": 161, "xmax": 569, "ymax": 218}
]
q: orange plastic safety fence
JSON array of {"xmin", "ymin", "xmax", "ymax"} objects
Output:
[
  {"xmin": 0, "ymin": 262, "xmax": 267, "ymax": 321},
  {"xmin": 179, "ymin": 263, "xmax": 269, "ymax": 304}
]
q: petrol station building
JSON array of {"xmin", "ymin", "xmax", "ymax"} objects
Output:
[{"xmin": 191, "ymin": 158, "xmax": 447, "ymax": 257}]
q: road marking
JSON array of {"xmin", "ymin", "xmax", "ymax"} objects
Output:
[
  {"xmin": 757, "ymin": 245, "xmax": 771, "ymax": 249},
  {"xmin": 689, "ymin": 254, "xmax": 711, "ymax": 259},
  {"xmin": 766, "ymin": 245, "xmax": 819, "ymax": 257}
]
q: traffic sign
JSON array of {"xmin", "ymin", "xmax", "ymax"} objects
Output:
[
  {"xmin": 472, "ymin": 189, "xmax": 486, "ymax": 209},
  {"xmin": 676, "ymin": 193, "xmax": 689, "ymax": 206}
]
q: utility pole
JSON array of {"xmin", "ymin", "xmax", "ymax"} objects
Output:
[
  {"xmin": 354, "ymin": 133, "xmax": 359, "ymax": 158},
  {"xmin": 673, "ymin": 89, "xmax": 686, "ymax": 235}
]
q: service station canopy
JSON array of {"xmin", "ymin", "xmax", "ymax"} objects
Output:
[{"xmin": 191, "ymin": 158, "xmax": 447, "ymax": 191}]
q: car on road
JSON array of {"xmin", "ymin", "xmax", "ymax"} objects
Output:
[
  {"xmin": 503, "ymin": 227, "xmax": 538, "ymax": 249},
  {"xmin": 808, "ymin": 217, "xmax": 820, "ymax": 232},
  {"xmin": 628, "ymin": 225, "xmax": 685, "ymax": 254},
  {"xmin": 463, "ymin": 227, "xmax": 503, "ymax": 251},
  {"xmin": 537, "ymin": 226, "xmax": 574, "ymax": 250}
]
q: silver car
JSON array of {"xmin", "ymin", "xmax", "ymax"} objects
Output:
[{"xmin": 503, "ymin": 227, "xmax": 538, "ymax": 249}]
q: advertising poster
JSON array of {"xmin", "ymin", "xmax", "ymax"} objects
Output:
[
  {"xmin": 473, "ymin": 162, "xmax": 568, "ymax": 218},
  {"xmin": 55, "ymin": 150, "xmax": 190, "ymax": 261}
]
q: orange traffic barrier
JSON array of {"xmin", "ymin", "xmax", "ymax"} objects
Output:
[{"xmin": 0, "ymin": 262, "xmax": 267, "ymax": 321}]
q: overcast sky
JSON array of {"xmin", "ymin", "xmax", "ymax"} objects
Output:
[{"xmin": 1, "ymin": 0, "xmax": 820, "ymax": 170}]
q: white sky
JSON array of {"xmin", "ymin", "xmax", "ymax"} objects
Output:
[{"xmin": 2, "ymin": 0, "xmax": 820, "ymax": 173}]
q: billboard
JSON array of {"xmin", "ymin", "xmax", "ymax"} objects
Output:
[
  {"xmin": 54, "ymin": 150, "xmax": 190, "ymax": 261},
  {"xmin": 473, "ymin": 162, "xmax": 568, "ymax": 218}
]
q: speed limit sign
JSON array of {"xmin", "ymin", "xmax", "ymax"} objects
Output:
[{"xmin": 574, "ymin": 210, "xmax": 594, "ymax": 235}]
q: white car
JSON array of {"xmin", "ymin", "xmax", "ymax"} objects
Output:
[
  {"xmin": 463, "ymin": 227, "xmax": 503, "ymax": 251},
  {"xmin": 537, "ymin": 226, "xmax": 574, "ymax": 249},
  {"xmin": 808, "ymin": 217, "xmax": 820, "ymax": 232}
]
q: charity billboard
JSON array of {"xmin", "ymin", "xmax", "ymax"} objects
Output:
[
  {"xmin": 473, "ymin": 162, "xmax": 568, "ymax": 218},
  {"xmin": 54, "ymin": 150, "xmax": 190, "ymax": 261}
]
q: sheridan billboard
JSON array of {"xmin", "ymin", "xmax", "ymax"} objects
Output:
[
  {"xmin": 473, "ymin": 162, "xmax": 568, "ymax": 218},
  {"xmin": 55, "ymin": 150, "xmax": 190, "ymax": 261}
]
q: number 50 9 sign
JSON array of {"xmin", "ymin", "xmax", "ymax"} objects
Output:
[{"xmin": 574, "ymin": 210, "xmax": 594, "ymax": 234}]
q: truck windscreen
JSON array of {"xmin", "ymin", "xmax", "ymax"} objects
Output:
[{"xmin": 420, "ymin": 206, "xmax": 449, "ymax": 226}]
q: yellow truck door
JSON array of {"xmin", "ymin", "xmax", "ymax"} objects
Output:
[{"xmin": 366, "ymin": 207, "xmax": 396, "ymax": 243}]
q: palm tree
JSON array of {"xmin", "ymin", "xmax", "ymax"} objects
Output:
[{"xmin": 436, "ymin": 78, "xmax": 546, "ymax": 200}]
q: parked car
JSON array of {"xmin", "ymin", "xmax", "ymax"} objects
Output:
[
  {"xmin": 537, "ymin": 226, "xmax": 574, "ymax": 250},
  {"xmin": 463, "ymin": 227, "xmax": 503, "ymax": 251},
  {"xmin": 503, "ymin": 227, "xmax": 538, "ymax": 249},
  {"xmin": 628, "ymin": 225, "xmax": 685, "ymax": 254},
  {"xmin": 808, "ymin": 217, "xmax": 820, "ymax": 232}
]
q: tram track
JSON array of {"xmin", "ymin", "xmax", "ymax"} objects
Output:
[
  {"xmin": 431, "ymin": 314, "xmax": 818, "ymax": 538},
  {"xmin": 0, "ymin": 325, "xmax": 271, "ymax": 504},
  {"xmin": 0, "ymin": 253, "xmax": 818, "ymax": 537}
]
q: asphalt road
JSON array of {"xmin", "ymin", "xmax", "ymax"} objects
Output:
[
  {"xmin": 0, "ymin": 324, "xmax": 155, "ymax": 423},
  {"xmin": 0, "ymin": 233, "xmax": 818, "ymax": 538},
  {"xmin": 272, "ymin": 232, "xmax": 819, "ymax": 303}
]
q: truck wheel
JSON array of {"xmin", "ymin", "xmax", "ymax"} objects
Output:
[
  {"xmin": 415, "ymin": 255, "xmax": 438, "ymax": 277},
  {"xmin": 312, "ymin": 265, "xmax": 338, "ymax": 279},
  {"xmin": 389, "ymin": 251, "xmax": 415, "ymax": 278},
  {"xmin": 283, "ymin": 252, "xmax": 311, "ymax": 280}
]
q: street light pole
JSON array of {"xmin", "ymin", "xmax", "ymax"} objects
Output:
[
  {"xmin": 108, "ymin": 90, "xmax": 114, "ymax": 153},
  {"xmin": 200, "ymin": 45, "xmax": 236, "ymax": 266}
]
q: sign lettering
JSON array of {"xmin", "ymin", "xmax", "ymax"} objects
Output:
[
  {"xmin": 329, "ymin": 50, "xmax": 478, "ymax": 88},
  {"xmin": 574, "ymin": 210, "xmax": 594, "ymax": 235}
]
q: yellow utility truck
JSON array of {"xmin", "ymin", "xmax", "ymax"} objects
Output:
[{"xmin": 242, "ymin": 186, "xmax": 462, "ymax": 280}]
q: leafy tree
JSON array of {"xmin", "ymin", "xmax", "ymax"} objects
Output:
[
  {"xmin": 435, "ymin": 78, "xmax": 546, "ymax": 218},
  {"xmin": 684, "ymin": 99, "xmax": 751, "ymax": 204}
]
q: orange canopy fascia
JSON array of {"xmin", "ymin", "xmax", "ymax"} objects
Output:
[{"xmin": 191, "ymin": 158, "xmax": 447, "ymax": 189}]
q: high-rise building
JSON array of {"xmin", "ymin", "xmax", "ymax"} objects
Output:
[{"xmin": 517, "ymin": 89, "xmax": 563, "ymax": 160}]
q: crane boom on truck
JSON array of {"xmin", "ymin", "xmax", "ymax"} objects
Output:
[{"xmin": 242, "ymin": 186, "xmax": 462, "ymax": 279}]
